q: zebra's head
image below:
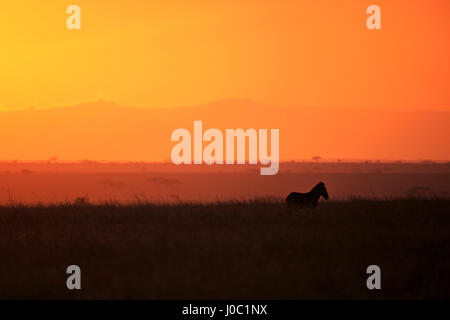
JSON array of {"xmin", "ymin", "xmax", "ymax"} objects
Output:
[{"xmin": 316, "ymin": 182, "xmax": 329, "ymax": 200}]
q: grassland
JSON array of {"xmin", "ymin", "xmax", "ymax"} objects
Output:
[{"xmin": 0, "ymin": 198, "xmax": 449, "ymax": 299}]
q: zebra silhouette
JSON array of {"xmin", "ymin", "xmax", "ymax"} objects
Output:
[{"xmin": 286, "ymin": 182, "xmax": 329, "ymax": 207}]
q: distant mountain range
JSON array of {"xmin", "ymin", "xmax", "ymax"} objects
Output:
[{"xmin": 0, "ymin": 98, "xmax": 448, "ymax": 161}]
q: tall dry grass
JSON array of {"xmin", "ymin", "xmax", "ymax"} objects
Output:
[{"xmin": 0, "ymin": 198, "xmax": 449, "ymax": 299}]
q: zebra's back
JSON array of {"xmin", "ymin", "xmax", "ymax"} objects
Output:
[{"xmin": 286, "ymin": 192, "xmax": 316, "ymax": 207}]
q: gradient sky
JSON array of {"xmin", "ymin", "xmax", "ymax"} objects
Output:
[{"xmin": 0, "ymin": 0, "xmax": 449, "ymax": 111}]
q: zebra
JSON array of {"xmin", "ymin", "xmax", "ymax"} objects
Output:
[{"xmin": 286, "ymin": 182, "xmax": 329, "ymax": 207}]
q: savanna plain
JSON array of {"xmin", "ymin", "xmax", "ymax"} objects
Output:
[{"xmin": 0, "ymin": 197, "xmax": 449, "ymax": 299}]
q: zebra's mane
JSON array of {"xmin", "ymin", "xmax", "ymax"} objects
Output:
[{"xmin": 311, "ymin": 182, "xmax": 325, "ymax": 192}]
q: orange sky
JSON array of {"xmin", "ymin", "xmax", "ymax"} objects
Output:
[
  {"xmin": 0, "ymin": 0, "xmax": 449, "ymax": 111},
  {"xmin": 0, "ymin": 1, "xmax": 449, "ymax": 162}
]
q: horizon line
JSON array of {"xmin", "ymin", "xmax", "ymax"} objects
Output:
[
  {"xmin": 1, "ymin": 97, "xmax": 449, "ymax": 113},
  {"xmin": 1, "ymin": 159, "xmax": 449, "ymax": 164}
]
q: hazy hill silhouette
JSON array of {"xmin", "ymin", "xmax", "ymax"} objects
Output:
[{"xmin": 0, "ymin": 98, "xmax": 448, "ymax": 161}]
